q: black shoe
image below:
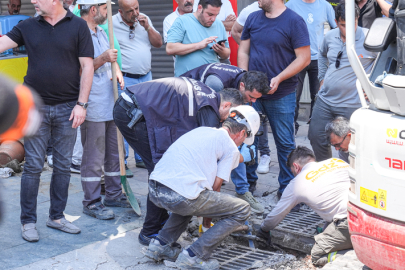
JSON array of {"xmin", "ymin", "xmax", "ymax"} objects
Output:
[
  {"xmin": 70, "ymin": 163, "xmax": 81, "ymax": 174},
  {"xmin": 138, "ymin": 233, "xmax": 181, "ymax": 249},
  {"xmin": 248, "ymin": 182, "xmax": 257, "ymax": 194},
  {"xmin": 136, "ymin": 161, "xmax": 146, "ymax": 169},
  {"xmin": 100, "ymin": 183, "xmax": 105, "ymax": 195}
]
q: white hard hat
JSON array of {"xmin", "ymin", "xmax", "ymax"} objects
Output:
[
  {"xmin": 76, "ymin": 0, "xmax": 114, "ymax": 8},
  {"xmin": 229, "ymin": 105, "xmax": 260, "ymax": 145}
]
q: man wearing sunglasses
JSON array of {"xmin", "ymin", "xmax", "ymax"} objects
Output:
[
  {"xmin": 308, "ymin": 3, "xmax": 377, "ymax": 162},
  {"xmin": 325, "ymin": 116, "xmax": 351, "ymax": 163},
  {"xmin": 113, "ymin": 0, "xmax": 162, "ymax": 173}
]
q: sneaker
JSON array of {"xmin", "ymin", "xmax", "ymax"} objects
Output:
[
  {"xmin": 136, "ymin": 161, "xmax": 146, "ymax": 169},
  {"xmin": 236, "ymin": 191, "xmax": 264, "ymax": 214},
  {"xmin": 21, "ymin": 223, "xmax": 39, "ymax": 242},
  {"xmin": 104, "ymin": 194, "xmax": 133, "ymax": 208},
  {"xmin": 46, "ymin": 217, "xmax": 81, "ymax": 234},
  {"xmin": 70, "ymin": 163, "xmax": 81, "ymax": 174},
  {"xmin": 139, "ymin": 232, "xmax": 182, "ymax": 248},
  {"xmin": 47, "ymin": 155, "xmax": 53, "ymax": 168},
  {"xmin": 125, "ymin": 165, "xmax": 134, "ymax": 178},
  {"xmin": 145, "ymin": 239, "xmax": 182, "ymax": 262},
  {"xmin": 83, "ymin": 201, "xmax": 114, "ymax": 220},
  {"xmin": 176, "ymin": 250, "xmax": 220, "ymax": 270},
  {"xmin": 257, "ymin": 155, "xmax": 271, "ymax": 174}
]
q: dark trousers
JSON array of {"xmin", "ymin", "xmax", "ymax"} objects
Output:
[
  {"xmin": 295, "ymin": 60, "xmax": 320, "ymax": 130},
  {"xmin": 20, "ymin": 101, "xmax": 77, "ymax": 224},
  {"xmin": 113, "ymin": 97, "xmax": 169, "ymax": 236},
  {"xmin": 308, "ymin": 98, "xmax": 359, "ymax": 161}
]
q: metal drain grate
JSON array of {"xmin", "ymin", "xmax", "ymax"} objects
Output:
[
  {"xmin": 274, "ymin": 208, "xmax": 323, "ymax": 238},
  {"xmin": 213, "ymin": 245, "xmax": 283, "ymax": 270}
]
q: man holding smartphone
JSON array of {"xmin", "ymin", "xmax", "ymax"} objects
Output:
[{"xmin": 166, "ymin": 0, "xmax": 230, "ymax": 77}]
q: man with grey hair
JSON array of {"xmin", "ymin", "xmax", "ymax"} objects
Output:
[
  {"xmin": 79, "ymin": 0, "xmax": 132, "ymax": 220},
  {"xmin": 325, "ymin": 116, "xmax": 351, "ymax": 163},
  {"xmin": 1, "ymin": 0, "xmax": 21, "ymax": 15}
]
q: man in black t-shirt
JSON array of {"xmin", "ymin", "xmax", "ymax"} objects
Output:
[{"xmin": 0, "ymin": 0, "xmax": 94, "ymax": 242}]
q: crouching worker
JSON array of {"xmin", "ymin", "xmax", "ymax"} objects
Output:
[
  {"xmin": 256, "ymin": 146, "xmax": 353, "ymax": 267},
  {"xmin": 145, "ymin": 105, "xmax": 259, "ymax": 269}
]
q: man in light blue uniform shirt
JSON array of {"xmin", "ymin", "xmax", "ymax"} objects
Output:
[
  {"xmin": 286, "ymin": 0, "xmax": 336, "ymax": 134},
  {"xmin": 167, "ymin": 0, "xmax": 230, "ymax": 77}
]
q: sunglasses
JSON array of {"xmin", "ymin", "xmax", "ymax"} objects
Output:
[
  {"xmin": 335, "ymin": 51, "xmax": 343, "ymax": 68},
  {"xmin": 129, "ymin": 25, "xmax": 135, "ymax": 39},
  {"xmin": 331, "ymin": 133, "xmax": 347, "ymax": 149}
]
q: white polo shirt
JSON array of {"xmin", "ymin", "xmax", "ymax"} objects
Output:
[
  {"xmin": 163, "ymin": 8, "xmax": 181, "ymax": 44},
  {"xmin": 112, "ymin": 13, "xmax": 160, "ymax": 75}
]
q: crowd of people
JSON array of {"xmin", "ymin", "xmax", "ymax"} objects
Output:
[{"xmin": 0, "ymin": 0, "xmax": 388, "ymax": 268}]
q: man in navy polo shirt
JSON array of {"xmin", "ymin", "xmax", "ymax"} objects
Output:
[
  {"xmin": 238, "ymin": 0, "xmax": 310, "ymax": 198},
  {"xmin": 0, "ymin": 0, "xmax": 94, "ymax": 242}
]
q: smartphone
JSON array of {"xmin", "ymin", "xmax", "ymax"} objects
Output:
[{"xmin": 210, "ymin": 39, "xmax": 227, "ymax": 49}]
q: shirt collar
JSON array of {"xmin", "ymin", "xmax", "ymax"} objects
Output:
[
  {"xmin": 90, "ymin": 25, "xmax": 104, "ymax": 36},
  {"xmin": 36, "ymin": 9, "xmax": 73, "ymax": 23},
  {"xmin": 334, "ymin": 26, "xmax": 362, "ymax": 42}
]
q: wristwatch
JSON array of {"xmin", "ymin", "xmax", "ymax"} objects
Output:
[{"xmin": 76, "ymin": 101, "xmax": 88, "ymax": 109}]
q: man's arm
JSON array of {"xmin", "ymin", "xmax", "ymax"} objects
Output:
[
  {"xmin": 196, "ymin": 106, "xmax": 220, "ymax": 128},
  {"xmin": 231, "ymin": 22, "xmax": 244, "ymax": 45},
  {"xmin": 166, "ymin": 36, "xmax": 217, "ymax": 55},
  {"xmin": 212, "ymin": 176, "xmax": 224, "ymax": 192},
  {"xmin": 376, "ymin": 0, "xmax": 391, "ymax": 17},
  {"xmin": 237, "ymin": 39, "xmax": 250, "ymax": 70},
  {"xmin": 69, "ymin": 57, "xmax": 93, "ymax": 128},
  {"xmin": 138, "ymin": 15, "xmax": 162, "ymax": 48},
  {"xmin": 261, "ymin": 186, "xmax": 298, "ymax": 231},
  {"xmin": 317, "ymin": 36, "xmax": 329, "ymax": 86},
  {"xmin": 268, "ymin": 46, "xmax": 310, "ymax": 94},
  {"xmin": 212, "ymin": 42, "xmax": 230, "ymax": 60},
  {"xmin": 0, "ymin": 36, "xmax": 18, "ymax": 53},
  {"xmin": 222, "ymin": 14, "xmax": 236, "ymax": 32},
  {"xmin": 93, "ymin": 49, "xmax": 117, "ymax": 70}
]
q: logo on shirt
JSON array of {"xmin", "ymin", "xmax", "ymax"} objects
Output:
[
  {"xmin": 307, "ymin": 13, "xmax": 314, "ymax": 24},
  {"xmin": 305, "ymin": 158, "xmax": 348, "ymax": 182}
]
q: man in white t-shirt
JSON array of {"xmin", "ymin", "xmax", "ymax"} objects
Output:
[
  {"xmin": 144, "ymin": 105, "xmax": 260, "ymax": 270},
  {"xmin": 163, "ymin": 0, "xmax": 194, "ymax": 44},
  {"xmin": 257, "ymin": 146, "xmax": 353, "ymax": 267},
  {"xmin": 230, "ymin": 1, "xmax": 259, "ymax": 44}
]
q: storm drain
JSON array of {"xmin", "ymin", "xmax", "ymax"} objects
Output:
[
  {"xmin": 274, "ymin": 208, "xmax": 324, "ymax": 237},
  {"xmin": 213, "ymin": 245, "xmax": 284, "ymax": 270},
  {"xmin": 270, "ymin": 208, "xmax": 324, "ymax": 254}
]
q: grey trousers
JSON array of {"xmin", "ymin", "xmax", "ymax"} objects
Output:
[
  {"xmin": 80, "ymin": 120, "xmax": 122, "ymax": 207},
  {"xmin": 311, "ymin": 218, "xmax": 353, "ymax": 266},
  {"xmin": 148, "ymin": 181, "xmax": 251, "ymax": 260},
  {"xmin": 308, "ymin": 98, "xmax": 359, "ymax": 162},
  {"xmin": 72, "ymin": 127, "xmax": 83, "ymax": 166}
]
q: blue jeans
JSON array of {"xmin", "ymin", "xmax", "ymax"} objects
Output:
[
  {"xmin": 231, "ymin": 136, "xmax": 259, "ymax": 195},
  {"xmin": 20, "ymin": 101, "xmax": 77, "ymax": 224},
  {"xmin": 257, "ymin": 92, "xmax": 296, "ymax": 193},
  {"xmin": 121, "ymin": 71, "xmax": 152, "ymax": 163}
]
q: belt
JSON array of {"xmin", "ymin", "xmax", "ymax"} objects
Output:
[{"xmin": 122, "ymin": 72, "xmax": 147, "ymax": 79}]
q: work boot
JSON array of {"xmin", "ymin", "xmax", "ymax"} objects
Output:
[
  {"xmin": 248, "ymin": 181, "xmax": 257, "ymax": 195},
  {"xmin": 236, "ymin": 191, "xmax": 264, "ymax": 214},
  {"xmin": 46, "ymin": 217, "xmax": 81, "ymax": 234},
  {"xmin": 21, "ymin": 223, "xmax": 39, "ymax": 242},
  {"xmin": 136, "ymin": 161, "xmax": 146, "ymax": 169},
  {"xmin": 257, "ymin": 155, "xmax": 271, "ymax": 174},
  {"xmin": 145, "ymin": 239, "xmax": 182, "ymax": 262},
  {"xmin": 138, "ymin": 232, "xmax": 182, "ymax": 248},
  {"xmin": 125, "ymin": 164, "xmax": 134, "ymax": 178},
  {"xmin": 83, "ymin": 201, "xmax": 114, "ymax": 220},
  {"xmin": 175, "ymin": 249, "xmax": 220, "ymax": 270},
  {"xmin": 104, "ymin": 194, "xmax": 134, "ymax": 208}
]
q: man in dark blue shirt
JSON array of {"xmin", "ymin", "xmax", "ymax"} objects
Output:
[{"xmin": 238, "ymin": 0, "xmax": 310, "ymax": 197}]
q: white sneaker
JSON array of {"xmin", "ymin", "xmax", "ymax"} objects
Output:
[
  {"xmin": 257, "ymin": 155, "xmax": 271, "ymax": 174},
  {"xmin": 47, "ymin": 155, "xmax": 53, "ymax": 168}
]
